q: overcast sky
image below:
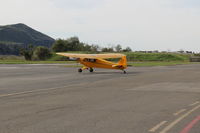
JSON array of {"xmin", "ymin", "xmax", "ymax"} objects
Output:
[{"xmin": 1, "ymin": 0, "xmax": 200, "ymax": 51}]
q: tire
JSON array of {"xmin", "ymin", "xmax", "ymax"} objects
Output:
[
  {"xmin": 78, "ymin": 68, "xmax": 82, "ymax": 73},
  {"xmin": 89, "ymin": 68, "xmax": 94, "ymax": 72},
  {"xmin": 123, "ymin": 70, "xmax": 126, "ymax": 74}
]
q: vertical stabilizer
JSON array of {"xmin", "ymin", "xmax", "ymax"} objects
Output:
[{"xmin": 118, "ymin": 56, "xmax": 127, "ymax": 68}]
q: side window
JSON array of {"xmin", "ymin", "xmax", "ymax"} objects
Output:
[
  {"xmin": 84, "ymin": 58, "xmax": 96, "ymax": 62},
  {"xmin": 90, "ymin": 59, "xmax": 96, "ymax": 62}
]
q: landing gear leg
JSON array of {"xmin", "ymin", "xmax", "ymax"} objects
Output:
[{"xmin": 78, "ymin": 66, "xmax": 88, "ymax": 73}]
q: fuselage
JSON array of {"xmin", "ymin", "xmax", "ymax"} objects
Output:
[{"xmin": 78, "ymin": 57, "xmax": 127, "ymax": 70}]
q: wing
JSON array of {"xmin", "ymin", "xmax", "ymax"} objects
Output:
[{"xmin": 56, "ymin": 53, "xmax": 125, "ymax": 59}]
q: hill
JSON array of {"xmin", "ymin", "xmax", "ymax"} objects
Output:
[
  {"xmin": 0, "ymin": 23, "xmax": 55, "ymax": 55},
  {"xmin": 0, "ymin": 23, "xmax": 55, "ymax": 47}
]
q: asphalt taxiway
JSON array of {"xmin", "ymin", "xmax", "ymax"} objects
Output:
[{"xmin": 0, "ymin": 64, "xmax": 200, "ymax": 133}]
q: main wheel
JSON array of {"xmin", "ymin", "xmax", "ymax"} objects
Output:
[
  {"xmin": 78, "ymin": 68, "xmax": 82, "ymax": 73},
  {"xmin": 89, "ymin": 68, "xmax": 94, "ymax": 72}
]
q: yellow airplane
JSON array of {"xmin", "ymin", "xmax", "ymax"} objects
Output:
[{"xmin": 56, "ymin": 53, "xmax": 127, "ymax": 73}]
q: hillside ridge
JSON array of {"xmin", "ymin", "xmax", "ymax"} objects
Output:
[{"xmin": 0, "ymin": 23, "xmax": 55, "ymax": 47}]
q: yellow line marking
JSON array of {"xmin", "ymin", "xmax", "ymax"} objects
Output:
[
  {"xmin": 149, "ymin": 121, "xmax": 167, "ymax": 132},
  {"xmin": 159, "ymin": 104, "xmax": 200, "ymax": 133},
  {"xmin": 173, "ymin": 109, "xmax": 186, "ymax": 116},
  {"xmin": 0, "ymin": 85, "xmax": 70, "ymax": 98},
  {"xmin": 189, "ymin": 101, "xmax": 199, "ymax": 106}
]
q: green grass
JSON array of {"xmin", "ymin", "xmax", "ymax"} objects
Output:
[
  {"xmin": 128, "ymin": 61, "xmax": 200, "ymax": 67},
  {"xmin": 0, "ymin": 52, "xmax": 197, "ymax": 67},
  {"xmin": 0, "ymin": 60, "xmax": 75, "ymax": 64},
  {"xmin": 125, "ymin": 52, "xmax": 191, "ymax": 62},
  {"xmin": 0, "ymin": 60, "xmax": 199, "ymax": 68}
]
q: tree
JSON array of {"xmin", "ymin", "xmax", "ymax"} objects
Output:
[
  {"xmin": 20, "ymin": 44, "xmax": 35, "ymax": 60},
  {"xmin": 115, "ymin": 44, "xmax": 122, "ymax": 52},
  {"xmin": 66, "ymin": 37, "xmax": 80, "ymax": 51},
  {"xmin": 122, "ymin": 47, "xmax": 132, "ymax": 52},
  {"xmin": 82, "ymin": 44, "xmax": 92, "ymax": 51},
  {"xmin": 102, "ymin": 47, "xmax": 114, "ymax": 52},
  {"xmin": 51, "ymin": 37, "xmax": 101, "ymax": 52},
  {"xmin": 52, "ymin": 37, "xmax": 81, "ymax": 52},
  {"xmin": 32, "ymin": 46, "xmax": 51, "ymax": 60},
  {"xmin": 52, "ymin": 39, "xmax": 66, "ymax": 52},
  {"xmin": 90, "ymin": 44, "xmax": 99, "ymax": 52}
]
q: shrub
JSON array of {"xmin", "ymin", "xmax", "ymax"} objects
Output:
[{"xmin": 32, "ymin": 46, "xmax": 51, "ymax": 60}]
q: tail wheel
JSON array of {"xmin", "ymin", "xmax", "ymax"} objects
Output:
[
  {"xmin": 89, "ymin": 68, "xmax": 94, "ymax": 72},
  {"xmin": 78, "ymin": 68, "xmax": 82, "ymax": 73},
  {"xmin": 123, "ymin": 70, "xmax": 126, "ymax": 74}
]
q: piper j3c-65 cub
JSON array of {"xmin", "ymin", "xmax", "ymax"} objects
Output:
[{"xmin": 56, "ymin": 53, "xmax": 127, "ymax": 73}]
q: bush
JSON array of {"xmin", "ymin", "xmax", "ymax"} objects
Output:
[
  {"xmin": 32, "ymin": 46, "xmax": 51, "ymax": 60},
  {"xmin": 19, "ymin": 44, "xmax": 34, "ymax": 60},
  {"xmin": 52, "ymin": 39, "xmax": 66, "ymax": 52}
]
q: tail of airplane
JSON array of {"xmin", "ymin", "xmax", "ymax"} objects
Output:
[{"xmin": 117, "ymin": 55, "xmax": 127, "ymax": 68}]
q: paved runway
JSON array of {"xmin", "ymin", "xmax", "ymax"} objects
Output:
[{"xmin": 0, "ymin": 64, "xmax": 200, "ymax": 133}]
